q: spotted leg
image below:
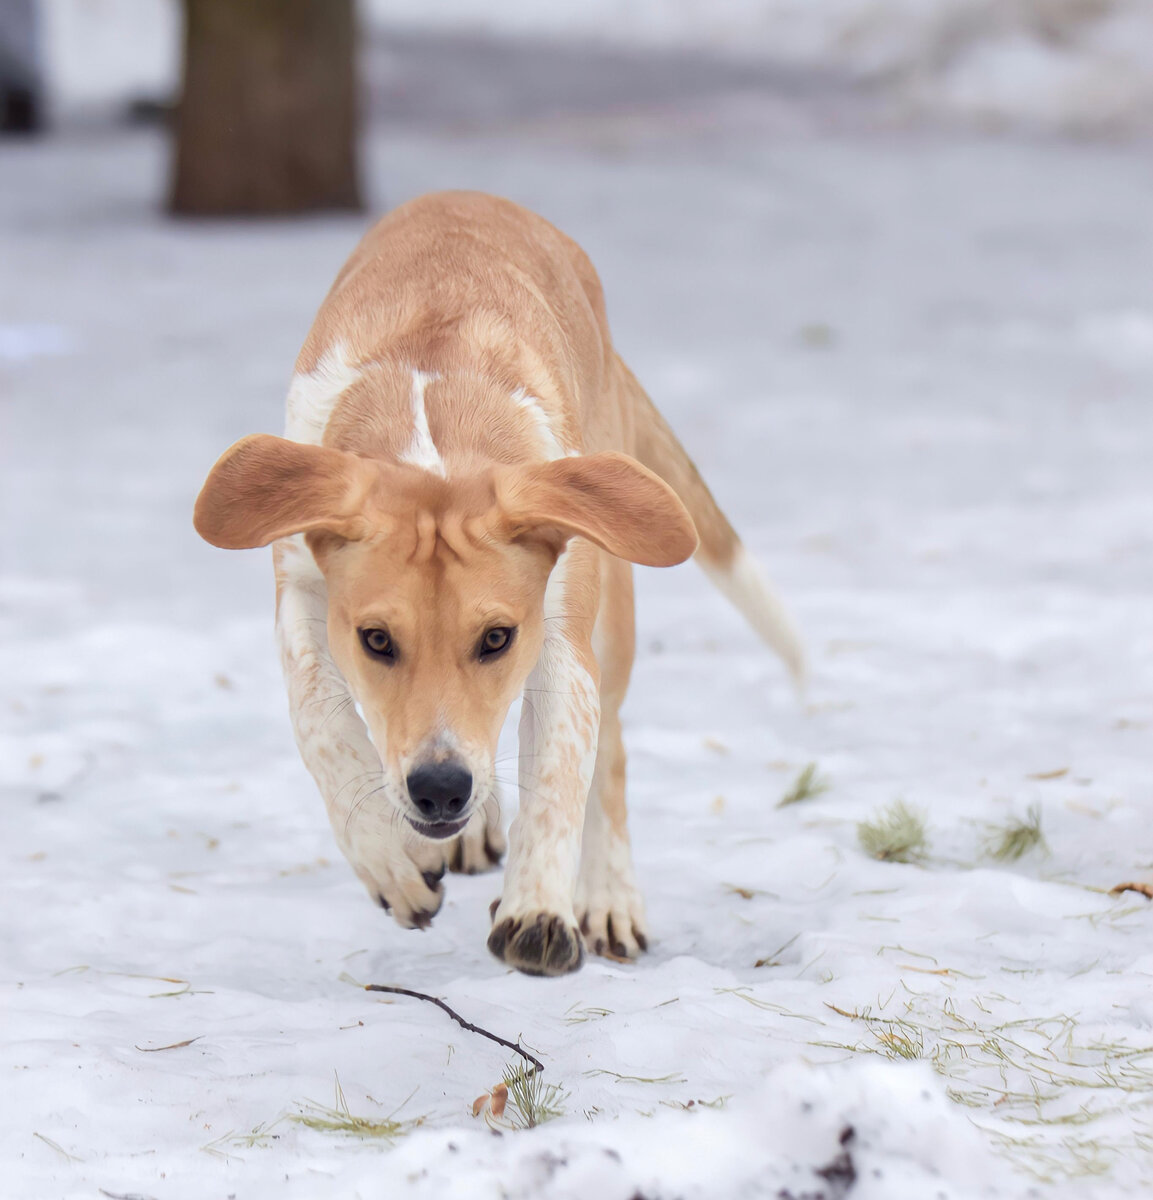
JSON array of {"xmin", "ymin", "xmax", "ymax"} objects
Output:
[{"xmin": 487, "ymin": 543, "xmax": 601, "ymax": 976}]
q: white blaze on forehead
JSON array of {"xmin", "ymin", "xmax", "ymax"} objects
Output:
[
  {"xmin": 511, "ymin": 387, "xmax": 573, "ymax": 461},
  {"xmin": 285, "ymin": 341, "xmax": 360, "ymax": 445},
  {"xmin": 399, "ymin": 369, "xmax": 446, "ymax": 476}
]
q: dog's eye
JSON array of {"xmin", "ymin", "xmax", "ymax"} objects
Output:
[
  {"xmin": 479, "ymin": 626, "xmax": 515, "ymax": 659},
  {"xmin": 359, "ymin": 628, "xmax": 396, "ymax": 661}
]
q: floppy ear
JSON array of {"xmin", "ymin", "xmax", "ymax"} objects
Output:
[
  {"xmin": 193, "ymin": 434, "xmax": 379, "ymax": 549},
  {"xmin": 497, "ymin": 452, "xmax": 698, "ymax": 567}
]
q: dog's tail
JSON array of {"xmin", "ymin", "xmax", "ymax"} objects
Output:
[{"xmin": 619, "ymin": 355, "xmax": 806, "ymax": 687}]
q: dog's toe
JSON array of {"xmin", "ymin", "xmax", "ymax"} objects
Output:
[
  {"xmin": 355, "ymin": 854, "xmax": 445, "ymax": 930},
  {"xmin": 580, "ymin": 908, "xmax": 647, "ymax": 961},
  {"xmin": 576, "ymin": 868, "xmax": 648, "ymax": 962},
  {"xmin": 448, "ymin": 794, "xmax": 506, "ymax": 875}
]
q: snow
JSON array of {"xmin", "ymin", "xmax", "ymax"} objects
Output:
[{"xmin": 4, "ymin": 92, "xmax": 1153, "ymax": 1199}]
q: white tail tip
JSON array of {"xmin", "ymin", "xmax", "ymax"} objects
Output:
[{"xmin": 699, "ymin": 546, "xmax": 806, "ymax": 697}]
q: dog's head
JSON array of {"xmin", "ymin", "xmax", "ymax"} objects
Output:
[{"xmin": 194, "ymin": 435, "xmax": 696, "ymax": 839}]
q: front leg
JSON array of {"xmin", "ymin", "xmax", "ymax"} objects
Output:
[
  {"xmin": 274, "ymin": 539, "xmax": 446, "ymax": 927},
  {"xmin": 488, "ymin": 544, "xmax": 600, "ymax": 976}
]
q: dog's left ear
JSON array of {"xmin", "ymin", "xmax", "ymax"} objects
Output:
[{"xmin": 496, "ymin": 452, "xmax": 697, "ymax": 567}]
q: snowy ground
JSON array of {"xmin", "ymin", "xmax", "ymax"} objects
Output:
[{"xmin": 4, "ymin": 71, "xmax": 1153, "ymax": 1200}]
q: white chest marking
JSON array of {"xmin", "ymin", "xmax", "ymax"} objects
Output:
[
  {"xmin": 284, "ymin": 341, "xmax": 360, "ymax": 445},
  {"xmin": 399, "ymin": 369, "xmax": 446, "ymax": 476}
]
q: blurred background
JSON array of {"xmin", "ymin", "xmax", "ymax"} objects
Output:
[
  {"xmin": 8, "ymin": 0, "xmax": 1153, "ymax": 140},
  {"xmin": 4, "ymin": 0, "xmax": 1153, "ymax": 646}
]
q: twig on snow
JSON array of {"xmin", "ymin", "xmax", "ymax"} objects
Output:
[{"xmin": 363, "ymin": 984, "xmax": 543, "ymax": 1076}]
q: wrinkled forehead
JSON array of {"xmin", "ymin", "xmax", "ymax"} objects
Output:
[{"xmin": 315, "ymin": 513, "xmax": 553, "ymax": 621}]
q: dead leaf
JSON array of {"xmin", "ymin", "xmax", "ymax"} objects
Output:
[
  {"xmin": 490, "ymin": 1082, "xmax": 508, "ymax": 1118},
  {"xmin": 1027, "ymin": 767, "xmax": 1068, "ymax": 781},
  {"xmin": 1110, "ymin": 882, "xmax": 1153, "ymax": 900}
]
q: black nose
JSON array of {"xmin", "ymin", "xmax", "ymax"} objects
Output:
[{"xmin": 406, "ymin": 762, "xmax": 472, "ymax": 824}]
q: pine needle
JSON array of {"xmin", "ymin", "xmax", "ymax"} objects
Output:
[
  {"xmin": 857, "ymin": 800, "xmax": 929, "ymax": 863},
  {"xmin": 501, "ymin": 1062, "xmax": 567, "ymax": 1129},
  {"xmin": 984, "ymin": 805, "xmax": 1047, "ymax": 862},
  {"xmin": 778, "ymin": 762, "xmax": 830, "ymax": 807}
]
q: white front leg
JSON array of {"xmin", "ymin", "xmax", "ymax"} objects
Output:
[
  {"xmin": 488, "ymin": 546, "xmax": 600, "ymax": 975},
  {"xmin": 274, "ymin": 538, "xmax": 445, "ymax": 927}
]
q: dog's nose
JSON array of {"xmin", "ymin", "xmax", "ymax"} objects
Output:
[{"xmin": 406, "ymin": 762, "xmax": 472, "ymax": 824}]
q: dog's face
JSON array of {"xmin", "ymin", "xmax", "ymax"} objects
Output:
[
  {"xmin": 313, "ymin": 521, "xmax": 554, "ymax": 839},
  {"xmin": 194, "ymin": 433, "xmax": 696, "ymax": 840}
]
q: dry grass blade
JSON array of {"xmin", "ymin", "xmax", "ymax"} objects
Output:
[
  {"xmin": 33, "ymin": 1131, "xmax": 82, "ymax": 1162},
  {"xmin": 585, "ymin": 1068, "xmax": 687, "ymax": 1084},
  {"xmin": 984, "ymin": 805, "xmax": 1047, "ymax": 862},
  {"xmin": 201, "ymin": 1119, "xmax": 284, "ymax": 1157},
  {"xmin": 778, "ymin": 762, "xmax": 830, "ymax": 807},
  {"xmin": 857, "ymin": 799, "xmax": 928, "ymax": 863},
  {"xmin": 290, "ymin": 1074, "xmax": 416, "ymax": 1141},
  {"xmin": 824, "ymin": 1003, "xmax": 923, "ymax": 1060}
]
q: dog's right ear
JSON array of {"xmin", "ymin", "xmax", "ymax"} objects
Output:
[{"xmin": 193, "ymin": 434, "xmax": 378, "ymax": 549}]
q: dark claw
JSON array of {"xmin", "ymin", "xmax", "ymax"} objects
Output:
[
  {"xmin": 448, "ymin": 839, "xmax": 463, "ymax": 873},
  {"xmin": 635, "ymin": 930, "xmax": 649, "ymax": 953},
  {"xmin": 484, "ymin": 836, "xmax": 504, "ymax": 866},
  {"xmin": 410, "ymin": 907, "xmax": 436, "ymax": 930},
  {"xmin": 377, "ymin": 894, "xmax": 391, "ymax": 912},
  {"xmin": 489, "ymin": 897, "xmax": 501, "ymax": 921},
  {"xmin": 487, "ymin": 916, "xmax": 513, "ymax": 960},
  {"xmin": 579, "ymin": 913, "xmax": 590, "ymax": 936},
  {"xmin": 422, "ymin": 866, "xmax": 445, "ymax": 892},
  {"xmin": 606, "ymin": 914, "xmax": 629, "ymax": 959}
]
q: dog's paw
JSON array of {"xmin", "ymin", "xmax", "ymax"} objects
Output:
[
  {"xmin": 350, "ymin": 837, "xmax": 447, "ymax": 930},
  {"xmin": 448, "ymin": 793, "xmax": 506, "ymax": 875},
  {"xmin": 575, "ymin": 863, "xmax": 648, "ymax": 961},
  {"xmin": 487, "ymin": 907, "xmax": 584, "ymax": 976}
]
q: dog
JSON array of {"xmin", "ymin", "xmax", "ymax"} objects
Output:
[{"xmin": 193, "ymin": 191, "xmax": 802, "ymax": 976}]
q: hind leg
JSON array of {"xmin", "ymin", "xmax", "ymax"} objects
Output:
[{"xmin": 575, "ymin": 555, "xmax": 648, "ymax": 960}]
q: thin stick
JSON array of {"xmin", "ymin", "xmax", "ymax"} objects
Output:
[{"xmin": 364, "ymin": 984, "xmax": 544, "ymax": 1076}]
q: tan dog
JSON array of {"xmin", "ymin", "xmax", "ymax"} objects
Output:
[{"xmin": 194, "ymin": 191, "xmax": 802, "ymax": 976}]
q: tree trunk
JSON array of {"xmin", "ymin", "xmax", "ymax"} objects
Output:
[
  {"xmin": 0, "ymin": 0, "xmax": 42, "ymax": 134},
  {"xmin": 170, "ymin": 0, "xmax": 361, "ymax": 216}
]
